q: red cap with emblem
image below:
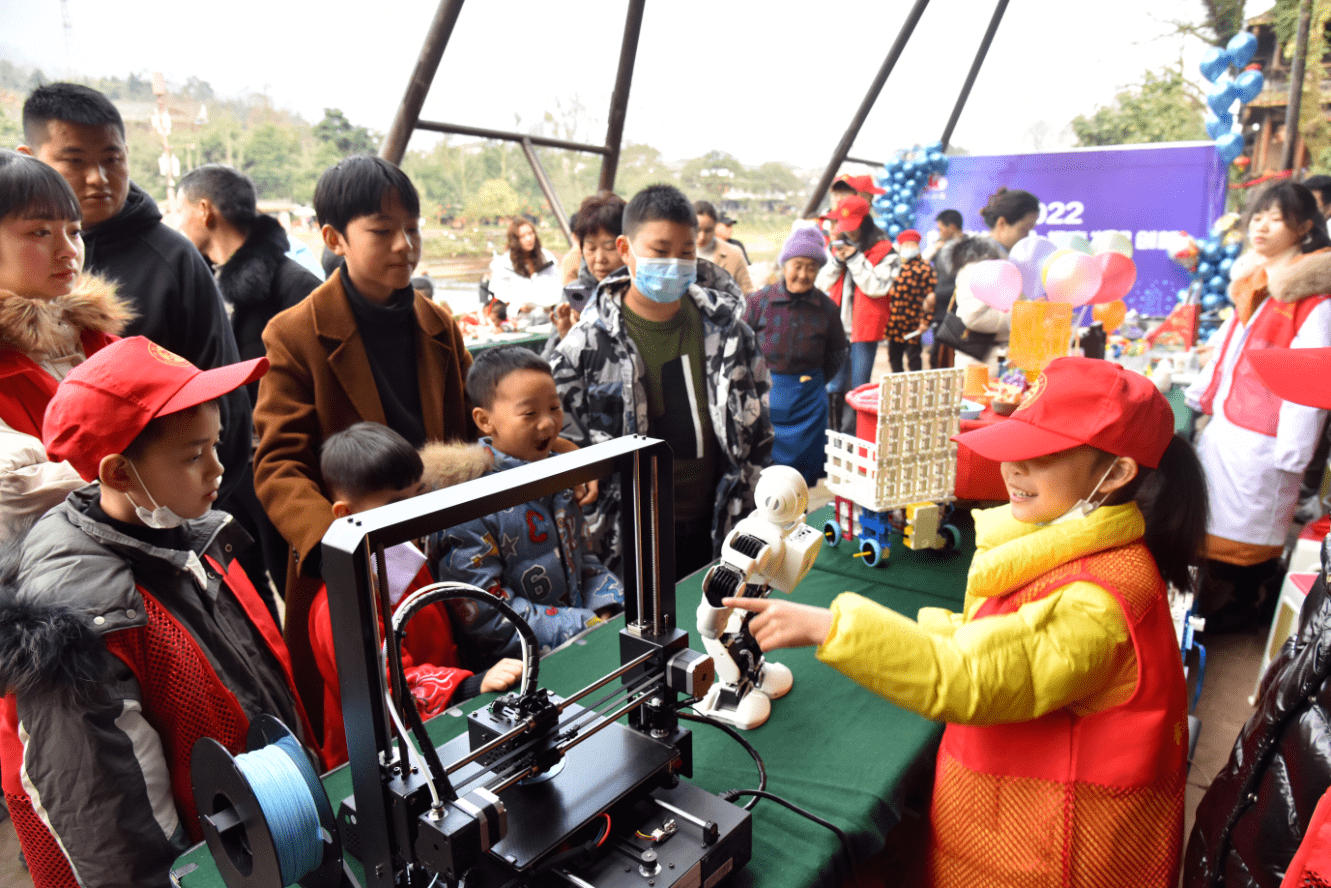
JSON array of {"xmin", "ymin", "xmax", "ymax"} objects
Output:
[
  {"xmin": 952, "ymin": 357, "xmax": 1175, "ymax": 468},
  {"xmin": 43, "ymin": 335, "xmax": 268, "ymax": 481},
  {"xmin": 837, "ymin": 174, "xmax": 886, "ymax": 196},
  {"xmin": 825, "ymin": 196, "xmax": 872, "ymax": 236}
]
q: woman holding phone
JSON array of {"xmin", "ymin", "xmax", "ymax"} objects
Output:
[{"xmin": 815, "ymin": 195, "xmax": 901, "ymax": 432}]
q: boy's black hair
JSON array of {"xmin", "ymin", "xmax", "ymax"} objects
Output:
[
  {"xmin": 320, "ymin": 422, "xmax": 424, "ymax": 501},
  {"xmin": 0, "ymin": 149, "xmax": 81, "ymax": 222},
  {"xmin": 979, "ymin": 187, "xmax": 1040, "ymax": 229},
  {"xmin": 936, "ymin": 209, "xmax": 963, "ymax": 229},
  {"xmin": 622, "ymin": 184, "xmax": 697, "ymax": 241},
  {"xmin": 22, "ymin": 82, "xmax": 125, "ymax": 146},
  {"xmin": 178, "ymin": 164, "xmax": 258, "ymax": 232},
  {"xmin": 466, "ymin": 346, "xmax": 554, "ymax": 410},
  {"xmin": 572, "ymin": 191, "xmax": 627, "ymax": 241},
  {"xmin": 693, "ymin": 200, "xmax": 718, "ymax": 222},
  {"xmin": 313, "ymin": 154, "xmax": 420, "ymax": 235}
]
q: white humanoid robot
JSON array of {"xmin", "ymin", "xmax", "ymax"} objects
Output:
[{"xmin": 696, "ymin": 466, "xmax": 824, "ymax": 729}]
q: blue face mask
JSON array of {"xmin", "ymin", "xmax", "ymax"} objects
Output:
[{"xmin": 629, "ymin": 246, "xmax": 697, "ymax": 304}]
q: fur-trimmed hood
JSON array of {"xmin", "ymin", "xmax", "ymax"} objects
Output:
[
  {"xmin": 419, "ymin": 440, "xmax": 493, "ymax": 492},
  {"xmin": 1231, "ymin": 247, "xmax": 1331, "ymax": 306},
  {"xmin": 0, "ymin": 274, "xmax": 133, "ymax": 357},
  {"xmin": 216, "ymin": 214, "xmax": 292, "ymax": 310}
]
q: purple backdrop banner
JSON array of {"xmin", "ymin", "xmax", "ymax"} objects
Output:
[{"xmin": 912, "ymin": 143, "xmax": 1228, "ymax": 317}]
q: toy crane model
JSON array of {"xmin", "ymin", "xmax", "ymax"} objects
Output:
[
  {"xmin": 823, "ymin": 368, "xmax": 966, "ymax": 567},
  {"xmin": 696, "ymin": 466, "xmax": 824, "ymax": 730},
  {"xmin": 189, "ymin": 437, "xmax": 751, "ymax": 888}
]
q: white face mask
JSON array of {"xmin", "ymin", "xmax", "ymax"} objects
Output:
[
  {"xmin": 898, "ymin": 243, "xmax": 921, "ymax": 260},
  {"xmin": 1048, "ymin": 460, "xmax": 1120, "ymax": 526},
  {"xmin": 126, "ymin": 461, "xmax": 187, "ymax": 530}
]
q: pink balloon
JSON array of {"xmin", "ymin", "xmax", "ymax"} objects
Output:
[
  {"xmin": 964, "ymin": 259, "xmax": 1023, "ymax": 312},
  {"xmin": 1090, "ymin": 252, "xmax": 1137, "ymax": 304},
  {"xmin": 1043, "ymin": 252, "xmax": 1103, "ymax": 306}
]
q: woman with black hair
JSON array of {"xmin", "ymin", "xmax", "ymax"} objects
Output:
[
  {"xmin": 815, "ymin": 195, "xmax": 901, "ymax": 432},
  {"xmin": 1184, "ymin": 179, "xmax": 1331, "ymax": 630},
  {"xmin": 944, "ymin": 187, "xmax": 1040, "ymax": 372}
]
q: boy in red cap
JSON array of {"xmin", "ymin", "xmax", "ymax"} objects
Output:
[
  {"xmin": 729, "ymin": 356, "xmax": 1206, "ymax": 886},
  {"xmin": 0, "ymin": 335, "xmax": 320, "ymax": 888},
  {"xmin": 884, "ymin": 229, "xmax": 935, "ymax": 372}
]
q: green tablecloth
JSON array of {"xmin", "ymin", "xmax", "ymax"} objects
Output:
[
  {"xmin": 464, "ymin": 332, "xmax": 549, "ymax": 355},
  {"xmin": 174, "ymin": 506, "xmax": 973, "ymax": 888}
]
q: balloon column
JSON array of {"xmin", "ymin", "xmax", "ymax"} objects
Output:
[
  {"xmin": 1161, "ymin": 214, "xmax": 1244, "ymax": 338},
  {"xmin": 871, "ymin": 142, "xmax": 950, "ymax": 239},
  {"xmin": 1201, "ymin": 31, "xmax": 1264, "ymax": 165}
]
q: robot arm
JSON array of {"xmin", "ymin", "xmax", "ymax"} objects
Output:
[{"xmin": 695, "ymin": 467, "xmax": 824, "ymax": 728}]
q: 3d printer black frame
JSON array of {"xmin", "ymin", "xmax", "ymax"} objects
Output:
[{"xmin": 321, "ymin": 435, "xmax": 680, "ymax": 888}]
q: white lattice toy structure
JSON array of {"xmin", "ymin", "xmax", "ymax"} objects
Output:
[{"xmin": 822, "ymin": 368, "xmax": 965, "ymax": 566}]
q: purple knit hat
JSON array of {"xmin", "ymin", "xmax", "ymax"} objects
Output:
[{"xmin": 779, "ymin": 226, "xmax": 828, "ymax": 268}]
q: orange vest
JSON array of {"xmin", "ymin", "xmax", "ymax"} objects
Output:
[
  {"xmin": 928, "ymin": 542, "xmax": 1188, "ymax": 888},
  {"xmin": 1197, "ymin": 294, "xmax": 1331, "ymax": 437},
  {"xmin": 1, "ymin": 555, "xmax": 319, "ymax": 887},
  {"xmin": 827, "ymin": 240, "xmax": 894, "ymax": 343}
]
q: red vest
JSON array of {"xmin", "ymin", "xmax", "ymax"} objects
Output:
[
  {"xmin": 0, "ymin": 331, "xmax": 118, "ymax": 442},
  {"xmin": 1, "ymin": 555, "xmax": 319, "ymax": 888},
  {"xmin": 1283, "ymin": 786, "xmax": 1331, "ymax": 888},
  {"xmin": 827, "ymin": 240, "xmax": 894, "ymax": 343},
  {"xmin": 1197, "ymin": 294, "xmax": 1330, "ymax": 437},
  {"xmin": 928, "ymin": 542, "xmax": 1188, "ymax": 887}
]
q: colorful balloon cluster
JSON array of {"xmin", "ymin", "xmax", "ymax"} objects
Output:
[
  {"xmin": 1162, "ymin": 214, "xmax": 1244, "ymax": 337},
  {"xmin": 871, "ymin": 142, "xmax": 949, "ymax": 238},
  {"xmin": 960, "ymin": 231, "xmax": 1137, "ymax": 311},
  {"xmin": 1200, "ymin": 32, "xmax": 1263, "ymax": 165}
]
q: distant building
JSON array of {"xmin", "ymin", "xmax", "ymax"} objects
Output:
[{"xmin": 1239, "ymin": 7, "xmax": 1328, "ymax": 174}]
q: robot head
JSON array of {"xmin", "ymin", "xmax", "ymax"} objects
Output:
[{"xmin": 754, "ymin": 466, "xmax": 808, "ymax": 524}]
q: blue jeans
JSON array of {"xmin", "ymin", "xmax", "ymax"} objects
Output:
[{"xmin": 827, "ymin": 340, "xmax": 880, "ymax": 394}]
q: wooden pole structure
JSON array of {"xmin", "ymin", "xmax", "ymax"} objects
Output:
[
  {"xmin": 940, "ymin": 0, "xmax": 1010, "ymax": 151},
  {"xmin": 380, "ymin": 0, "xmax": 467, "ymax": 164},
  {"xmin": 1283, "ymin": 0, "xmax": 1313, "ymax": 172},
  {"xmin": 801, "ymin": 0, "xmax": 932, "ymax": 218},
  {"xmin": 599, "ymin": 0, "xmax": 646, "ymax": 192}
]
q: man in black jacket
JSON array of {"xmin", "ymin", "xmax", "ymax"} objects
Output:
[
  {"xmin": 176, "ymin": 164, "xmax": 322, "ymax": 595},
  {"xmin": 20, "ymin": 83, "xmax": 279, "ymax": 612}
]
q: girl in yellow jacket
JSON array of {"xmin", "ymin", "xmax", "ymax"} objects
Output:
[{"xmin": 730, "ymin": 357, "xmax": 1206, "ymax": 887}]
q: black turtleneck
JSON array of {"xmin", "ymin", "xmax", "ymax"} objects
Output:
[{"xmin": 340, "ymin": 263, "xmax": 426, "ymax": 447}]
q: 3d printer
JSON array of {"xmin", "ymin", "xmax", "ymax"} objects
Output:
[{"xmin": 191, "ymin": 437, "xmax": 752, "ymax": 888}]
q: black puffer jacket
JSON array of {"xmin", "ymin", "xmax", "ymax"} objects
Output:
[
  {"xmin": 1185, "ymin": 534, "xmax": 1331, "ymax": 887},
  {"xmin": 215, "ymin": 215, "xmax": 321, "ymax": 400},
  {"xmin": 82, "ymin": 183, "xmax": 251, "ymax": 506}
]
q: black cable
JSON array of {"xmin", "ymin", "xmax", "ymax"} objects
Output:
[
  {"xmin": 388, "ymin": 583, "xmax": 543, "ymax": 797},
  {"xmin": 677, "ymin": 711, "xmax": 766, "ymax": 811},
  {"xmin": 721, "ymin": 789, "xmax": 855, "ymax": 884}
]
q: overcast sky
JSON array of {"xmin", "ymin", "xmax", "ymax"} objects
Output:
[{"xmin": 4, "ymin": 0, "xmax": 1246, "ymax": 169}]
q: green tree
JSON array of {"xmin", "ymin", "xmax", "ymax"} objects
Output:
[
  {"xmin": 466, "ymin": 178, "xmax": 521, "ymax": 219},
  {"xmin": 681, "ymin": 150, "xmax": 742, "ymax": 199},
  {"xmin": 244, "ymin": 123, "xmax": 302, "ymax": 198},
  {"xmin": 613, "ymin": 142, "xmax": 677, "ymax": 196},
  {"xmin": 1272, "ymin": 0, "xmax": 1331, "ymax": 174},
  {"xmin": 1070, "ymin": 66, "xmax": 1207, "ymax": 146},
  {"xmin": 314, "ymin": 108, "xmax": 378, "ymax": 156}
]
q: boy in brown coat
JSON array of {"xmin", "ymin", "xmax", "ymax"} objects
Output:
[{"xmin": 253, "ymin": 155, "xmax": 475, "ymax": 726}]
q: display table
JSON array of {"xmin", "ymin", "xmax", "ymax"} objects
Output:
[
  {"xmin": 171, "ymin": 506, "xmax": 972, "ymax": 888},
  {"xmin": 464, "ymin": 330, "xmax": 550, "ymax": 355}
]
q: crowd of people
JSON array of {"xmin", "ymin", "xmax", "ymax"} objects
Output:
[{"xmin": 1, "ymin": 79, "xmax": 1331, "ymax": 888}]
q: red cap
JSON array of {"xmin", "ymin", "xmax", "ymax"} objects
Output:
[
  {"xmin": 1248, "ymin": 347, "xmax": 1331, "ymax": 410},
  {"xmin": 896, "ymin": 229, "xmax": 922, "ymax": 245},
  {"xmin": 952, "ymin": 357, "xmax": 1174, "ymax": 467},
  {"xmin": 829, "ymin": 196, "xmax": 872, "ymax": 236},
  {"xmin": 43, "ymin": 336, "xmax": 269, "ymax": 481},
  {"xmin": 838, "ymin": 174, "xmax": 887, "ymax": 196}
]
